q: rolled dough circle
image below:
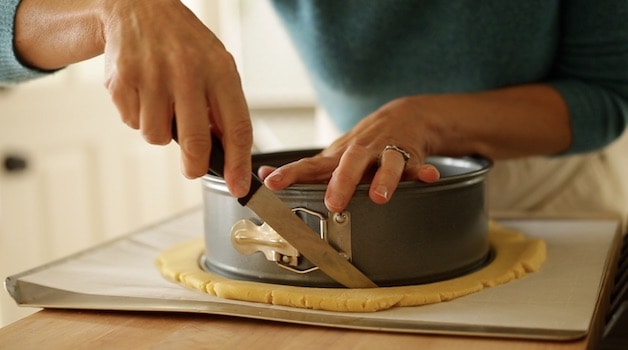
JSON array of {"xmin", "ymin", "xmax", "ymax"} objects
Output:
[{"xmin": 156, "ymin": 222, "xmax": 546, "ymax": 312}]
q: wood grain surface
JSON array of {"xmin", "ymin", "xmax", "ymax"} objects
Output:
[{"xmin": 0, "ymin": 309, "xmax": 591, "ymax": 350}]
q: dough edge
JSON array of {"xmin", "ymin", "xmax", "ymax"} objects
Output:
[{"xmin": 156, "ymin": 222, "xmax": 546, "ymax": 313}]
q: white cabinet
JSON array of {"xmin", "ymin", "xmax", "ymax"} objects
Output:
[{"xmin": 0, "ymin": 76, "xmax": 203, "ymax": 325}]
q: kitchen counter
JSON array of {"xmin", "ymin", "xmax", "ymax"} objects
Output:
[
  {"xmin": 0, "ymin": 211, "xmax": 622, "ymax": 350},
  {"xmin": 0, "ymin": 308, "xmax": 597, "ymax": 349}
]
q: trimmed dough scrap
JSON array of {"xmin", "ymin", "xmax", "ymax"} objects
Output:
[{"xmin": 156, "ymin": 221, "xmax": 546, "ymax": 312}]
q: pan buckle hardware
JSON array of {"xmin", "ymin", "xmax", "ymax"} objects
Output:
[{"xmin": 230, "ymin": 208, "xmax": 352, "ymax": 274}]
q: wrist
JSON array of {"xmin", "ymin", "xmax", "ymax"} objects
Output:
[{"xmin": 15, "ymin": 0, "xmax": 105, "ymax": 70}]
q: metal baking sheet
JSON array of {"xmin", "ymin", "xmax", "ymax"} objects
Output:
[{"xmin": 3, "ymin": 210, "xmax": 621, "ymax": 340}]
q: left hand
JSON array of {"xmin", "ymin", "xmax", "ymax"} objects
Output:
[
  {"xmin": 260, "ymin": 83, "xmax": 575, "ymax": 213},
  {"xmin": 258, "ymin": 97, "xmax": 441, "ymax": 213}
]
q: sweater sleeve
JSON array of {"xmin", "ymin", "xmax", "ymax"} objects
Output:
[
  {"xmin": 0, "ymin": 0, "xmax": 55, "ymax": 86},
  {"xmin": 548, "ymin": 1, "xmax": 628, "ymax": 154}
]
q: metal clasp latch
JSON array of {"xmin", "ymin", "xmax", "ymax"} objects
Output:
[{"xmin": 230, "ymin": 208, "xmax": 352, "ymax": 274}]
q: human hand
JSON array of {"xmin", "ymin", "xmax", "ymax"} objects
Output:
[
  {"xmin": 101, "ymin": 0, "xmax": 253, "ymax": 197},
  {"xmin": 258, "ymin": 97, "xmax": 441, "ymax": 213}
]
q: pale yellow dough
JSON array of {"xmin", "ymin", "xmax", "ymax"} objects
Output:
[{"xmin": 156, "ymin": 222, "xmax": 546, "ymax": 312}]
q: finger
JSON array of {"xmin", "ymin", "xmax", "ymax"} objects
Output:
[
  {"xmin": 106, "ymin": 73, "xmax": 140, "ymax": 129},
  {"xmin": 139, "ymin": 85, "xmax": 173, "ymax": 145},
  {"xmin": 206, "ymin": 59, "xmax": 253, "ymax": 198},
  {"xmin": 263, "ymin": 156, "xmax": 337, "ymax": 190},
  {"xmin": 325, "ymin": 145, "xmax": 374, "ymax": 213},
  {"xmin": 257, "ymin": 165, "xmax": 277, "ymax": 181},
  {"xmin": 417, "ymin": 164, "xmax": 440, "ymax": 183},
  {"xmin": 369, "ymin": 148, "xmax": 406, "ymax": 204},
  {"xmin": 173, "ymin": 88, "xmax": 211, "ymax": 179}
]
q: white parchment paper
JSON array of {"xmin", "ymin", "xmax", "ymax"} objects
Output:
[{"xmin": 6, "ymin": 210, "xmax": 620, "ymax": 340}]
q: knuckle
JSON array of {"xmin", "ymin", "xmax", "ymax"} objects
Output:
[
  {"xmin": 208, "ymin": 51, "xmax": 243, "ymax": 85},
  {"xmin": 378, "ymin": 167, "xmax": 400, "ymax": 180},
  {"xmin": 115, "ymin": 54, "xmax": 142, "ymax": 77},
  {"xmin": 344, "ymin": 144, "xmax": 370, "ymax": 158},
  {"xmin": 293, "ymin": 157, "xmax": 322, "ymax": 173},
  {"xmin": 108, "ymin": 85, "xmax": 129, "ymax": 107},
  {"xmin": 172, "ymin": 46, "xmax": 238, "ymax": 82},
  {"xmin": 104, "ymin": 71, "xmax": 123, "ymax": 96},
  {"xmin": 110, "ymin": 59, "xmax": 142, "ymax": 87},
  {"xmin": 331, "ymin": 167, "xmax": 360, "ymax": 187},
  {"xmin": 181, "ymin": 134, "xmax": 211, "ymax": 157},
  {"xmin": 142, "ymin": 129, "xmax": 171, "ymax": 145},
  {"xmin": 210, "ymin": 49, "xmax": 238, "ymax": 72},
  {"xmin": 122, "ymin": 116, "xmax": 140, "ymax": 130},
  {"xmin": 228, "ymin": 121, "xmax": 254, "ymax": 148}
]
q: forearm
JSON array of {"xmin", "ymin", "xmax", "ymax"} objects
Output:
[
  {"xmin": 421, "ymin": 83, "xmax": 572, "ymax": 160},
  {"xmin": 13, "ymin": 0, "xmax": 106, "ymax": 70}
]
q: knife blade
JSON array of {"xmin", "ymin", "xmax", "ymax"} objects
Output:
[
  {"xmin": 209, "ymin": 137, "xmax": 377, "ymax": 289},
  {"xmin": 172, "ymin": 125, "xmax": 376, "ymax": 288}
]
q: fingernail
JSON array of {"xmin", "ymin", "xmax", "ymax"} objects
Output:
[
  {"xmin": 325, "ymin": 194, "xmax": 345, "ymax": 212},
  {"xmin": 266, "ymin": 171, "xmax": 283, "ymax": 183},
  {"xmin": 374, "ymin": 185, "xmax": 389, "ymax": 200}
]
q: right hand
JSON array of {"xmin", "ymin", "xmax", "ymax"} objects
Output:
[{"xmin": 101, "ymin": 0, "xmax": 253, "ymax": 197}]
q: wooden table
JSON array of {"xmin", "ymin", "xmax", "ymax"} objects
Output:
[{"xmin": 0, "ymin": 308, "xmax": 595, "ymax": 350}]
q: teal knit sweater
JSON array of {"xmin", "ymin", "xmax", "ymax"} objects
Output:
[
  {"xmin": 0, "ymin": 0, "xmax": 48, "ymax": 83},
  {"xmin": 270, "ymin": 0, "xmax": 628, "ymax": 154},
  {"xmin": 2, "ymin": 0, "xmax": 627, "ymax": 155}
]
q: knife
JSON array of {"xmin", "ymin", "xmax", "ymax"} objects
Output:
[{"xmin": 172, "ymin": 126, "xmax": 377, "ymax": 288}]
